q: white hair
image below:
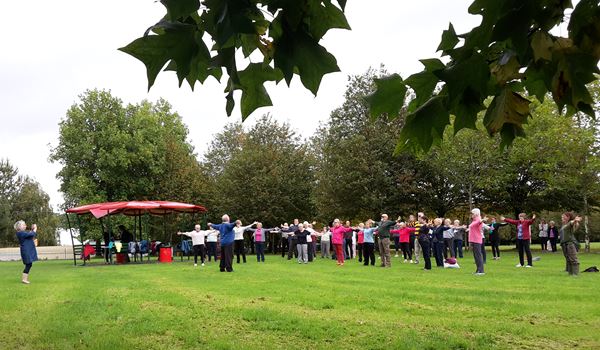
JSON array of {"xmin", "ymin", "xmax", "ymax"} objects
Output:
[
  {"xmin": 14, "ymin": 220, "xmax": 26, "ymax": 231},
  {"xmin": 471, "ymin": 208, "xmax": 481, "ymax": 217},
  {"xmin": 222, "ymin": 214, "xmax": 230, "ymax": 222}
]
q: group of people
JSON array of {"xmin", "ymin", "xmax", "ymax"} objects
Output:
[{"xmin": 13, "ymin": 208, "xmax": 585, "ymax": 283}]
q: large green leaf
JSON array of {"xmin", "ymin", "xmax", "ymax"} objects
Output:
[
  {"xmin": 531, "ymin": 31, "xmax": 554, "ymax": 62},
  {"xmin": 551, "ymin": 49, "xmax": 599, "ymax": 116},
  {"xmin": 273, "ymin": 23, "xmax": 340, "ymax": 94},
  {"xmin": 568, "ymin": 0, "xmax": 600, "ymax": 58},
  {"xmin": 366, "ymin": 74, "xmax": 407, "ymax": 119},
  {"xmin": 238, "ymin": 63, "xmax": 284, "ymax": 119},
  {"xmin": 483, "ymin": 87, "xmax": 530, "ymax": 141},
  {"xmin": 119, "ymin": 24, "xmax": 198, "ymax": 90},
  {"xmin": 305, "ymin": 0, "xmax": 351, "ymax": 40},
  {"xmin": 161, "ymin": 0, "xmax": 200, "ymax": 21},
  {"xmin": 437, "ymin": 23, "xmax": 459, "ymax": 52},
  {"xmin": 396, "ymin": 95, "xmax": 450, "ymax": 153}
]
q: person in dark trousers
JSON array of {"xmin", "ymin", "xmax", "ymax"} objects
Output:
[
  {"xmin": 279, "ymin": 226, "xmax": 289, "ymax": 257},
  {"xmin": 15, "ymin": 220, "xmax": 38, "ymax": 284},
  {"xmin": 501, "ymin": 213, "xmax": 536, "ymax": 268},
  {"xmin": 560, "ymin": 212, "xmax": 582, "ymax": 275},
  {"xmin": 208, "ymin": 215, "xmax": 237, "ymax": 272},
  {"xmin": 344, "ymin": 223, "xmax": 354, "ymax": 259},
  {"xmin": 233, "ymin": 220, "xmax": 256, "ymax": 264},
  {"xmin": 283, "ymin": 219, "xmax": 300, "ymax": 260},
  {"xmin": 362, "ymin": 221, "xmax": 377, "ymax": 266},
  {"xmin": 205, "ymin": 228, "xmax": 219, "ymax": 262},
  {"xmin": 417, "ymin": 216, "xmax": 432, "ymax": 270},
  {"xmin": 177, "ymin": 224, "xmax": 208, "ymax": 267},
  {"xmin": 488, "ymin": 218, "xmax": 507, "ymax": 260},
  {"xmin": 548, "ymin": 221, "xmax": 559, "ymax": 253},
  {"xmin": 431, "ymin": 218, "xmax": 451, "ymax": 267},
  {"xmin": 248, "ymin": 223, "xmax": 275, "ymax": 262},
  {"xmin": 102, "ymin": 229, "xmax": 112, "ymax": 264},
  {"xmin": 469, "ymin": 209, "xmax": 486, "ymax": 276},
  {"xmin": 442, "ymin": 219, "xmax": 455, "ymax": 259},
  {"xmin": 451, "ymin": 220, "xmax": 466, "ymax": 258}
]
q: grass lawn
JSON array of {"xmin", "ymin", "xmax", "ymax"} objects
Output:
[{"xmin": 1, "ymin": 247, "xmax": 599, "ymax": 350}]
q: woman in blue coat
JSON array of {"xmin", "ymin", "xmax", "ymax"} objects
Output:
[{"xmin": 15, "ymin": 220, "xmax": 38, "ymax": 284}]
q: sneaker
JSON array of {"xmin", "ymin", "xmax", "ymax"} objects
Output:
[
  {"xmin": 395, "ymin": 254, "xmax": 399, "ymax": 257},
  {"xmin": 201, "ymin": 263, "xmax": 205, "ymax": 266},
  {"xmin": 404, "ymin": 259, "xmax": 408, "ymax": 263},
  {"xmin": 410, "ymin": 260, "xmax": 413, "ymax": 264},
  {"xmin": 515, "ymin": 264, "xmax": 523, "ymax": 268},
  {"xmin": 525, "ymin": 265, "xmax": 532, "ymax": 268},
  {"xmin": 194, "ymin": 263, "xmax": 198, "ymax": 267},
  {"xmin": 475, "ymin": 272, "xmax": 485, "ymax": 276}
]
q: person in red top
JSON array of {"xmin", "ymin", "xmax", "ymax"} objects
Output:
[
  {"xmin": 390, "ymin": 222, "xmax": 416, "ymax": 263},
  {"xmin": 501, "ymin": 213, "xmax": 536, "ymax": 268},
  {"xmin": 356, "ymin": 223, "xmax": 365, "ymax": 263},
  {"xmin": 330, "ymin": 219, "xmax": 354, "ymax": 266}
]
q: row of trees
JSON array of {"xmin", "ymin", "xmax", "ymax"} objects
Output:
[
  {"xmin": 50, "ymin": 72, "xmax": 600, "ymax": 241},
  {"xmin": 0, "ymin": 160, "xmax": 58, "ymax": 247}
]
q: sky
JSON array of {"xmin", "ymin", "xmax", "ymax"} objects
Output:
[{"xmin": 0, "ymin": 0, "xmax": 480, "ymax": 210}]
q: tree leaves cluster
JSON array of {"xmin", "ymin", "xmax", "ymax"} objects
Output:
[
  {"xmin": 0, "ymin": 159, "xmax": 59, "ymax": 247},
  {"xmin": 50, "ymin": 90, "xmax": 209, "ymax": 208},
  {"xmin": 203, "ymin": 115, "xmax": 315, "ymax": 226},
  {"xmin": 120, "ymin": 0, "xmax": 349, "ymax": 120},
  {"xmin": 368, "ymin": 0, "xmax": 600, "ymax": 152}
]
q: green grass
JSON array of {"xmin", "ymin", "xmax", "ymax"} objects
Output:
[{"xmin": 1, "ymin": 247, "xmax": 599, "ymax": 350}]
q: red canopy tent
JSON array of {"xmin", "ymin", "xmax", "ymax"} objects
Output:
[{"xmin": 65, "ymin": 201, "xmax": 207, "ymax": 266}]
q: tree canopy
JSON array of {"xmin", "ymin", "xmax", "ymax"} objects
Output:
[{"xmin": 121, "ymin": 0, "xmax": 600, "ymax": 152}]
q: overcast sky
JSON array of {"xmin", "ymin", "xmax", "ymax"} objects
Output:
[{"xmin": 0, "ymin": 1, "xmax": 480, "ymax": 210}]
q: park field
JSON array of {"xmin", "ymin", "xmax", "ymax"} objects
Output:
[{"xmin": 1, "ymin": 248, "xmax": 599, "ymax": 350}]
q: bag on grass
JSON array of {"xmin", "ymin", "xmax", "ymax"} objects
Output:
[{"xmin": 583, "ymin": 266, "xmax": 599, "ymax": 273}]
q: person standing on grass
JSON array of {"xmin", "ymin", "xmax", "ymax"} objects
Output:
[
  {"xmin": 177, "ymin": 224, "xmax": 208, "ymax": 267},
  {"xmin": 501, "ymin": 213, "xmax": 536, "ymax": 268},
  {"xmin": 560, "ymin": 212, "xmax": 582, "ymax": 276},
  {"xmin": 417, "ymin": 216, "xmax": 432, "ymax": 270},
  {"xmin": 431, "ymin": 218, "xmax": 451, "ymax": 267},
  {"xmin": 392, "ymin": 221, "xmax": 401, "ymax": 258},
  {"xmin": 15, "ymin": 220, "xmax": 37, "ymax": 284},
  {"xmin": 362, "ymin": 220, "xmax": 378, "ymax": 266},
  {"xmin": 469, "ymin": 209, "xmax": 486, "ymax": 276},
  {"xmin": 407, "ymin": 214, "xmax": 417, "ymax": 258},
  {"xmin": 538, "ymin": 219, "xmax": 549, "ymax": 252},
  {"xmin": 295, "ymin": 223, "xmax": 309, "ymax": 264},
  {"xmin": 284, "ymin": 219, "xmax": 300, "ymax": 260},
  {"xmin": 343, "ymin": 220, "xmax": 353, "ymax": 260},
  {"xmin": 442, "ymin": 219, "xmax": 455, "ymax": 259},
  {"xmin": 374, "ymin": 214, "xmax": 397, "ymax": 268},
  {"xmin": 233, "ymin": 220, "xmax": 256, "ymax": 264},
  {"xmin": 247, "ymin": 222, "xmax": 275, "ymax": 263},
  {"xmin": 548, "ymin": 221, "xmax": 559, "ymax": 253},
  {"xmin": 390, "ymin": 222, "xmax": 416, "ymax": 263},
  {"xmin": 208, "ymin": 215, "xmax": 237, "ymax": 272},
  {"xmin": 308, "ymin": 223, "xmax": 318, "ymax": 260},
  {"xmin": 356, "ymin": 223, "xmax": 365, "ymax": 263},
  {"xmin": 488, "ymin": 218, "xmax": 507, "ymax": 260},
  {"xmin": 331, "ymin": 219, "xmax": 354, "ymax": 266},
  {"xmin": 205, "ymin": 228, "xmax": 219, "ymax": 262},
  {"xmin": 451, "ymin": 220, "xmax": 466, "ymax": 258},
  {"xmin": 319, "ymin": 227, "xmax": 331, "ymax": 258}
]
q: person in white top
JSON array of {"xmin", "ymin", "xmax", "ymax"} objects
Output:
[
  {"xmin": 319, "ymin": 227, "xmax": 331, "ymax": 258},
  {"xmin": 233, "ymin": 220, "xmax": 257, "ymax": 264},
  {"xmin": 178, "ymin": 224, "xmax": 209, "ymax": 267},
  {"xmin": 205, "ymin": 228, "xmax": 219, "ymax": 262},
  {"xmin": 538, "ymin": 219, "xmax": 549, "ymax": 251}
]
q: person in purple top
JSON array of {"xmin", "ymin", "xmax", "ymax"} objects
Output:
[{"xmin": 208, "ymin": 214, "xmax": 237, "ymax": 272}]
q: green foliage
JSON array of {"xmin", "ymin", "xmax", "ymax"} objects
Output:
[
  {"xmin": 49, "ymin": 90, "xmax": 208, "ymax": 210},
  {"xmin": 120, "ymin": 0, "xmax": 349, "ymax": 119},
  {"xmin": 368, "ymin": 0, "xmax": 600, "ymax": 151},
  {"xmin": 0, "ymin": 159, "xmax": 58, "ymax": 247},
  {"xmin": 203, "ymin": 115, "xmax": 315, "ymax": 226}
]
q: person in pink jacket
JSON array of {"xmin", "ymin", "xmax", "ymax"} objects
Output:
[
  {"xmin": 390, "ymin": 223, "xmax": 416, "ymax": 263},
  {"xmin": 501, "ymin": 213, "xmax": 536, "ymax": 268},
  {"xmin": 330, "ymin": 219, "xmax": 354, "ymax": 266},
  {"xmin": 469, "ymin": 209, "xmax": 486, "ymax": 276}
]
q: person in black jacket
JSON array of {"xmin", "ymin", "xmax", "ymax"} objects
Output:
[
  {"xmin": 295, "ymin": 224, "xmax": 309, "ymax": 264},
  {"xmin": 488, "ymin": 218, "xmax": 507, "ymax": 260},
  {"xmin": 417, "ymin": 216, "xmax": 432, "ymax": 270},
  {"xmin": 548, "ymin": 221, "xmax": 559, "ymax": 252},
  {"xmin": 431, "ymin": 218, "xmax": 451, "ymax": 267}
]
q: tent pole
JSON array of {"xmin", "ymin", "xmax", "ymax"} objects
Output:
[
  {"xmin": 107, "ymin": 211, "xmax": 113, "ymax": 264},
  {"xmin": 66, "ymin": 214, "xmax": 77, "ymax": 266},
  {"xmin": 76, "ymin": 214, "xmax": 85, "ymax": 266}
]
